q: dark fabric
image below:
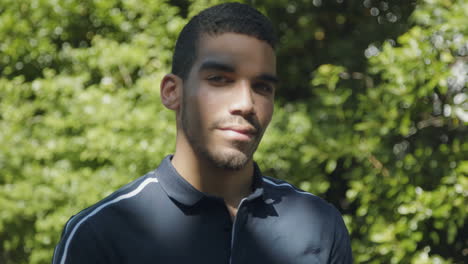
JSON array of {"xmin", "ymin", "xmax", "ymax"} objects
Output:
[{"xmin": 53, "ymin": 155, "xmax": 352, "ymax": 264}]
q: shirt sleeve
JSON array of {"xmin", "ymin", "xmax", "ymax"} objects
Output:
[
  {"xmin": 329, "ymin": 207, "xmax": 353, "ymax": 264},
  {"xmin": 52, "ymin": 220, "xmax": 109, "ymax": 264}
]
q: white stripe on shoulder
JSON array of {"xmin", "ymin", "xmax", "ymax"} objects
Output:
[
  {"xmin": 262, "ymin": 177, "xmax": 315, "ymax": 197},
  {"xmin": 58, "ymin": 177, "xmax": 159, "ymax": 264}
]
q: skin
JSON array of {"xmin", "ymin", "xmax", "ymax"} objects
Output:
[{"xmin": 160, "ymin": 33, "xmax": 277, "ymax": 218}]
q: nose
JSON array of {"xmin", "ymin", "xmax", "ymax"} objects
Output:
[{"xmin": 229, "ymin": 80, "xmax": 255, "ymax": 116}]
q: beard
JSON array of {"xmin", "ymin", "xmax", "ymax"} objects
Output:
[{"xmin": 181, "ymin": 102, "xmax": 264, "ymax": 171}]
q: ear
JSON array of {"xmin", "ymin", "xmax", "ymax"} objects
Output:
[{"xmin": 160, "ymin": 73, "xmax": 182, "ymax": 110}]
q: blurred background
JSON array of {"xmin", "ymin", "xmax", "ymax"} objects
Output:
[{"xmin": 0, "ymin": 0, "xmax": 466, "ymax": 263}]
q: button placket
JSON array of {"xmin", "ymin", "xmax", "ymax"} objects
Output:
[{"xmin": 229, "ymin": 199, "xmax": 249, "ymax": 264}]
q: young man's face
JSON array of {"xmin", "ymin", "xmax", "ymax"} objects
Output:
[{"xmin": 180, "ymin": 32, "xmax": 277, "ymax": 170}]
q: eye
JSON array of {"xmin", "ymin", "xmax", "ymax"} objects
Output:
[
  {"xmin": 253, "ymin": 82, "xmax": 274, "ymax": 94},
  {"xmin": 206, "ymin": 75, "xmax": 232, "ymax": 85}
]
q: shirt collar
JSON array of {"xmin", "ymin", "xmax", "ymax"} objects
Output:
[
  {"xmin": 247, "ymin": 162, "xmax": 265, "ymax": 201},
  {"xmin": 156, "ymin": 155, "xmax": 265, "ymax": 207}
]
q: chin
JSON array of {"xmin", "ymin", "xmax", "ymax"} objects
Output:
[
  {"xmin": 184, "ymin": 128, "xmax": 256, "ymax": 170},
  {"xmin": 204, "ymin": 147, "xmax": 252, "ymax": 171}
]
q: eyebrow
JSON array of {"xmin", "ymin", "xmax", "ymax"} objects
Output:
[
  {"xmin": 198, "ymin": 60, "xmax": 279, "ymax": 84},
  {"xmin": 199, "ymin": 61, "xmax": 235, "ymax": 73},
  {"xmin": 257, "ymin": 73, "xmax": 279, "ymax": 84}
]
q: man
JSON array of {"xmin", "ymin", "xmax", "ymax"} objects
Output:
[{"xmin": 53, "ymin": 3, "xmax": 352, "ymax": 264}]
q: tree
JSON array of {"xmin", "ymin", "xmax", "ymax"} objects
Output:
[{"xmin": 0, "ymin": 0, "xmax": 466, "ymax": 263}]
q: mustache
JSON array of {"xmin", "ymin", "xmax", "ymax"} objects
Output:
[{"xmin": 212, "ymin": 116, "xmax": 262, "ymax": 134}]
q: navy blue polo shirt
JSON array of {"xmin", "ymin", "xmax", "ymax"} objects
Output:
[{"xmin": 53, "ymin": 155, "xmax": 352, "ymax": 264}]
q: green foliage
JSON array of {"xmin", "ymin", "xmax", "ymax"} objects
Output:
[
  {"xmin": 261, "ymin": 1, "xmax": 467, "ymax": 263},
  {"xmin": 253, "ymin": 0, "xmax": 417, "ymax": 101},
  {"xmin": 1, "ymin": 0, "xmax": 466, "ymax": 263}
]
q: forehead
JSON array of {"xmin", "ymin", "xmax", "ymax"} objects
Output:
[{"xmin": 193, "ymin": 33, "xmax": 276, "ymax": 75}]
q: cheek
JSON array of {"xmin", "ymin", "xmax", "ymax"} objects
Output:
[
  {"xmin": 197, "ymin": 89, "xmax": 224, "ymax": 114},
  {"xmin": 183, "ymin": 94, "xmax": 202, "ymax": 126},
  {"xmin": 187, "ymin": 91, "xmax": 219, "ymax": 128},
  {"xmin": 257, "ymin": 99, "xmax": 274, "ymax": 127}
]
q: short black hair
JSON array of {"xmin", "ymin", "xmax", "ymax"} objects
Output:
[{"xmin": 171, "ymin": 2, "xmax": 277, "ymax": 80}]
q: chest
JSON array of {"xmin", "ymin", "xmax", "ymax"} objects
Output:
[{"xmin": 98, "ymin": 199, "xmax": 330, "ymax": 264}]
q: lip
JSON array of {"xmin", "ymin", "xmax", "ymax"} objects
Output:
[{"xmin": 218, "ymin": 126, "xmax": 256, "ymax": 141}]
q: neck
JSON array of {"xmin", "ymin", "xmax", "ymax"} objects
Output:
[{"xmin": 171, "ymin": 133, "xmax": 254, "ymax": 207}]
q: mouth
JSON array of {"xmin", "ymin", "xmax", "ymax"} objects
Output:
[{"xmin": 218, "ymin": 126, "xmax": 257, "ymax": 141}]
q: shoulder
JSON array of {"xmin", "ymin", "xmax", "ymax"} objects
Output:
[
  {"xmin": 261, "ymin": 175, "xmax": 342, "ymax": 220},
  {"xmin": 63, "ymin": 171, "xmax": 159, "ymax": 234},
  {"xmin": 53, "ymin": 170, "xmax": 160, "ymax": 263},
  {"xmin": 262, "ymin": 175, "xmax": 325, "ymax": 204},
  {"xmin": 260, "ymin": 176, "xmax": 352, "ymax": 262}
]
